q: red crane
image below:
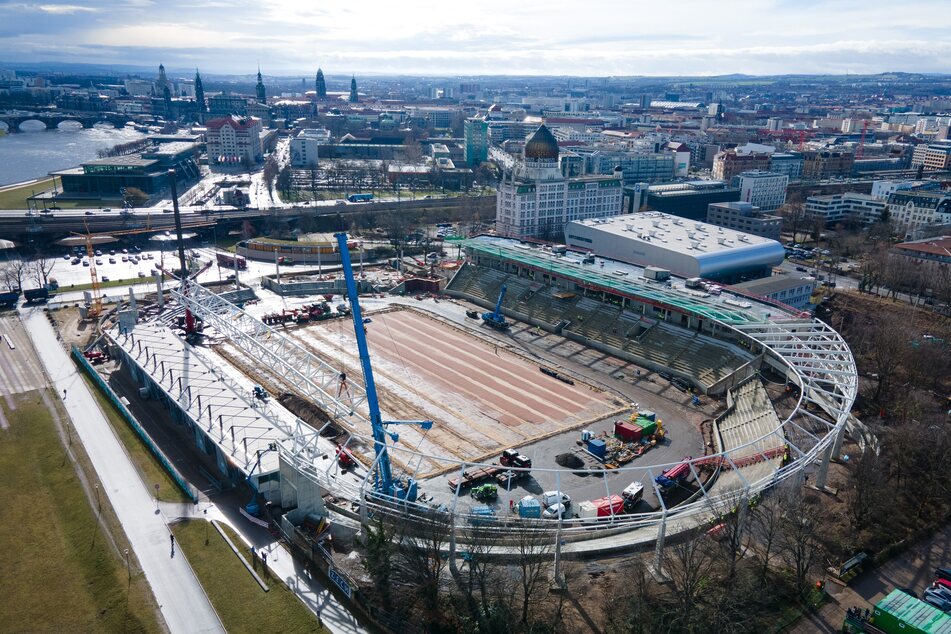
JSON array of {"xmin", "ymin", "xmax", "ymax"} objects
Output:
[{"xmin": 856, "ymin": 119, "xmax": 871, "ymax": 159}]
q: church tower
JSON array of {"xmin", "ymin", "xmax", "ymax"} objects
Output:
[
  {"xmin": 194, "ymin": 69, "xmax": 206, "ymax": 122},
  {"xmin": 255, "ymin": 67, "xmax": 266, "ymax": 103},
  {"xmin": 315, "ymin": 68, "xmax": 327, "ymax": 100},
  {"xmin": 349, "ymin": 75, "xmax": 358, "ymax": 103},
  {"xmin": 155, "ymin": 62, "xmax": 171, "ymax": 96}
]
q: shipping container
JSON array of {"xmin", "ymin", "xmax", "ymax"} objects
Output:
[
  {"xmin": 639, "ymin": 410, "xmax": 657, "ymax": 422},
  {"xmin": 587, "ymin": 438, "xmax": 606, "ymax": 460},
  {"xmin": 615, "ymin": 421, "xmax": 643, "ymax": 443},
  {"xmin": 868, "ymin": 588, "xmax": 951, "ymax": 634},
  {"xmin": 636, "ymin": 418, "xmax": 658, "ymax": 437},
  {"xmin": 0, "ymin": 290, "xmax": 20, "ymax": 308},
  {"xmin": 579, "ymin": 495, "xmax": 624, "ymax": 520},
  {"xmin": 23, "ymin": 287, "xmax": 49, "ymax": 303}
]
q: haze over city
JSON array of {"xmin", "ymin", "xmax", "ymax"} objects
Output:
[{"xmin": 5, "ymin": 0, "xmax": 951, "ymax": 75}]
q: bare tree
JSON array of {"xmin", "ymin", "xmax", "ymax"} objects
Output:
[
  {"xmin": 0, "ymin": 259, "xmax": 27, "ymax": 291},
  {"xmin": 29, "ymin": 254, "xmax": 55, "ymax": 288},
  {"xmin": 395, "ymin": 510, "xmax": 452, "ymax": 619},
  {"xmin": 664, "ymin": 528, "xmax": 718, "ymax": 629},
  {"xmin": 845, "ymin": 449, "xmax": 886, "ymax": 533},
  {"xmin": 512, "ymin": 521, "xmax": 553, "ymax": 626},
  {"xmin": 361, "ymin": 518, "xmax": 394, "ymax": 608},
  {"xmin": 777, "ymin": 490, "xmax": 822, "ymax": 597},
  {"xmin": 705, "ymin": 489, "xmax": 753, "ymax": 580},
  {"xmin": 750, "ymin": 490, "xmax": 785, "ymax": 583}
]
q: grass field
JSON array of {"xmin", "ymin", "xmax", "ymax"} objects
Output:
[
  {"xmin": 82, "ymin": 375, "xmax": 190, "ymax": 504},
  {"xmin": 0, "ymin": 389, "xmax": 163, "ymax": 632},
  {"xmin": 0, "ymin": 177, "xmax": 91, "ymax": 209},
  {"xmin": 172, "ymin": 519, "xmax": 327, "ymax": 633}
]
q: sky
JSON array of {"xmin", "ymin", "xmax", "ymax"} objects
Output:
[{"xmin": 3, "ymin": 0, "xmax": 951, "ymax": 77}]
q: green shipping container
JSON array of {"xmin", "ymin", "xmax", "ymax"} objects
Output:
[
  {"xmin": 870, "ymin": 589, "xmax": 951, "ymax": 634},
  {"xmin": 636, "ymin": 417, "xmax": 657, "ymax": 437}
]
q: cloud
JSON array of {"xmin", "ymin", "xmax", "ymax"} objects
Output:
[
  {"xmin": 1, "ymin": 0, "xmax": 949, "ymax": 76},
  {"xmin": 36, "ymin": 4, "xmax": 98, "ymax": 13}
]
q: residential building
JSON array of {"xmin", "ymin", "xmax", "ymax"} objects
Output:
[
  {"xmin": 887, "ymin": 190, "xmax": 951, "ymax": 238},
  {"xmin": 464, "ymin": 117, "xmax": 489, "ymax": 166},
  {"xmin": 206, "ymin": 115, "xmax": 264, "ymax": 165},
  {"xmin": 870, "ymin": 179, "xmax": 940, "ymax": 200},
  {"xmin": 770, "ymin": 153, "xmax": 803, "ymax": 180},
  {"xmin": 891, "ymin": 235, "xmax": 951, "ymax": 277},
  {"xmin": 712, "ymin": 149, "xmax": 771, "ymax": 182},
  {"xmin": 732, "ymin": 276, "xmax": 816, "ymax": 311},
  {"xmin": 289, "ymin": 128, "xmax": 330, "ymax": 167},
  {"xmin": 910, "ymin": 140, "xmax": 951, "ymax": 171},
  {"xmin": 582, "ymin": 150, "xmax": 675, "ymax": 184},
  {"xmin": 207, "ymin": 94, "xmax": 250, "ymax": 118},
  {"xmin": 563, "ymin": 211, "xmax": 784, "ymax": 282},
  {"xmin": 732, "ymin": 171, "xmax": 788, "ymax": 211},
  {"xmin": 805, "ymin": 192, "xmax": 887, "ymax": 226},
  {"xmin": 800, "ymin": 149, "xmax": 854, "ymax": 180},
  {"xmin": 706, "ymin": 201, "xmax": 782, "ymax": 241},
  {"xmin": 496, "ymin": 125, "xmax": 623, "ymax": 240}
]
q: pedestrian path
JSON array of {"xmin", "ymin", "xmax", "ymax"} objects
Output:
[
  {"xmin": 161, "ymin": 500, "xmax": 367, "ymax": 634},
  {"xmin": 21, "ymin": 308, "xmax": 225, "ymax": 634}
]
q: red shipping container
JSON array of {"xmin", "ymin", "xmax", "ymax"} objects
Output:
[{"xmin": 614, "ymin": 421, "xmax": 643, "ymax": 442}]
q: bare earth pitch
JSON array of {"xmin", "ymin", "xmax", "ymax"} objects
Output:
[{"xmin": 294, "ymin": 308, "xmax": 625, "ymax": 476}]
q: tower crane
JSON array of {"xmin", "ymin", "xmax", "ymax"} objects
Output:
[
  {"xmin": 856, "ymin": 119, "xmax": 871, "ymax": 159},
  {"xmin": 81, "ymin": 219, "xmax": 103, "ymax": 319},
  {"xmin": 335, "ymin": 232, "xmax": 432, "ymax": 502}
]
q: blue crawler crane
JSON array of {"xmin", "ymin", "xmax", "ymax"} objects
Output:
[
  {"xmin": 481, "ymin": 284, "xmax": 509, "ymax": 330},
  {"xmin": 335, "ymin": 233, "xmax": 433, "ymax": 503}
]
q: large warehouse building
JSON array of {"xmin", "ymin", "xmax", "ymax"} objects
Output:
[{"xmin": 564, "ymin": 211, "xmax": 785, "ymax": 282}]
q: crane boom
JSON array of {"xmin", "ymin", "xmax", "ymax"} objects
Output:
[{"xmin": 334, "ymin": 232, "xmax": 431, "ymax": 502}]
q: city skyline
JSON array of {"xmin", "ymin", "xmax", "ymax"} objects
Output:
[{"xmin": 3, "ymin": 0, "xmax": 951, "ymax": 76}]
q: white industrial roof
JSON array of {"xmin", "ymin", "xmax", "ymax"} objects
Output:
[{"xmin": 570, "ymin": 211, "xmax": 778, "ymax": 255}]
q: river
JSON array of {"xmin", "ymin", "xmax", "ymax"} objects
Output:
[{"xmin": 0, "ymin": 123, "xmax": 146, "ymax": 187}]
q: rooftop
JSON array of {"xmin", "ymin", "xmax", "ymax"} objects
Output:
[
  {"xmin": 894, "ymin": 235, "xmax": 951, "ymax": 257},
  {"xmin": 81, "ymin": 155, "xmax": 159, "ymax": 168},
  {"xmin": 569, "ymin": 211, "xmax": 779, "ymax": 254},
  {"xmin": 732, "ymin": 275, "xmax": 816, "ymax": 296}
]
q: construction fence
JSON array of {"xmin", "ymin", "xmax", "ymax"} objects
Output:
[{"xmin": 70, "ymin": 344, "xmax": 198, "ymax": 503}]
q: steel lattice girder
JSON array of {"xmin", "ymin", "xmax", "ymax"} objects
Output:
[{"xmin": 170, "ymin": 283, "xmax": 370, "ymax": 427}]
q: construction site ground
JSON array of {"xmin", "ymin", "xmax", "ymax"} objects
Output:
[
  {"xmin": 237, "ymin": 291, "xmax": 718, "ymax": 517},
  {"xmin": 290, "ymin": 306, "xmax": 627, "ymax": 475}
]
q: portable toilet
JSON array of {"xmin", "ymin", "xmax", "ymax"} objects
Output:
[
  {"xmin": 517, "ymin": 496, "xmax": 541, "ymax": 519},
  {"xmin": 587, "ymin": 437, "xmax": 607, "ymax": 460}
]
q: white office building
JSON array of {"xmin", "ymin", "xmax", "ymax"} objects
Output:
[
  {"xmin": 496, "ymin": 125, "xmax": 623, "ymax": 240},
  {"xmin": 732, "ymin": 170, "xmax": 788, "ymax": 211},
  {"xmin": 805, "ymin": 192, "xmax": 887, "ymax": 226},
  {"xmin": 289, "ymin": 128, "xmax": 330, "ymax": 167}
]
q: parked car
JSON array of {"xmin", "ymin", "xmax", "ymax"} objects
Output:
[
  {"xmin": 542, "ymin": 503, "xmax": 568, "ymax": 520},
  {"xmin": 541, "ymin": 491, "xmax": 571, "ymax": 508},
  {"xmin": 923, "ymin": 588, "xmax": 951, "ymax": 611}
]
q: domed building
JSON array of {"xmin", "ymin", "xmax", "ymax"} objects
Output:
[{"xmin": 495, "ymin": 124, "xmax": 624, "ymax": 240}]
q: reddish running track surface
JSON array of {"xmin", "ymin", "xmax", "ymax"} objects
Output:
[{"xmin": 302, "ymin": 308, "xmax": 622, "ymax": 466}]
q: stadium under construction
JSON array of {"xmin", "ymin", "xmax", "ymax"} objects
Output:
[{"xmin": 96, "ymin": 232, "xmax": 856, "ymax": 579}]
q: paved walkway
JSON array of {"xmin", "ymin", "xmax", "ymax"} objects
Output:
[
  {"xmin": 787, "ymin": 522, "xmax": 951, "ymax": 633},
  {"xmin": 21, "ymin": 307, "xmax": 225, "ymax": 634},
  {"xmin": 161, "ymin": 500, "xmax": 367, "ymax": 634}
]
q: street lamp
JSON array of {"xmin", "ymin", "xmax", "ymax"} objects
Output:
[{"xmin": 124, "ymin": 548, "xmax": 130, "ymax": 584}]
